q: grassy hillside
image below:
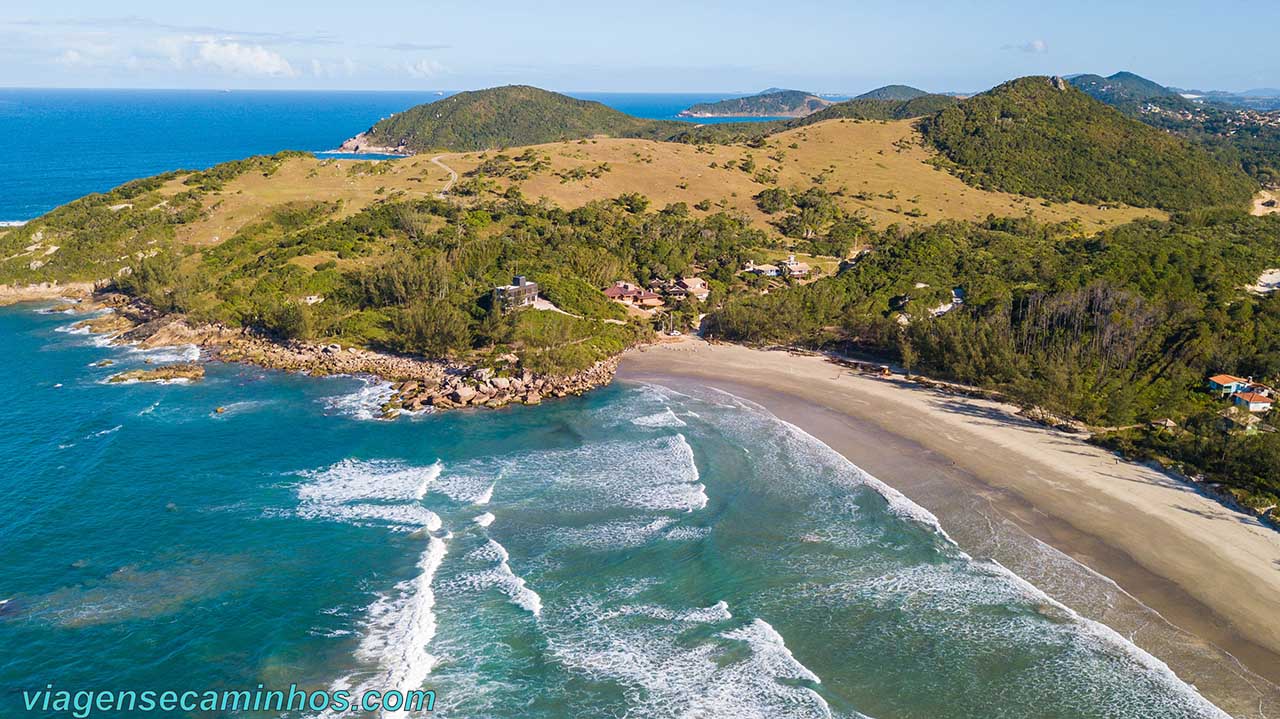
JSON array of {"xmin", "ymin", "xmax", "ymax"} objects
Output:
[
  {"xmin": 359, "ymin": 86, "xmax": 685, "ymax": 153},
  {"xmin": 919, "ymin": 76, "xmax": 1257, "ymax": 210},
  {"xmin": 442, "ymin": 119, "xmax": 1158, "ymax": 231},
  {"xmin": 679, "ymin": 90, "xmax": 833, "ymax": 117},
  {"xmin": 855, "ymin": 85, "xmax": 929, "ymax": 101}
]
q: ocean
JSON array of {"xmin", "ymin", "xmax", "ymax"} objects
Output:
[
  {"xmin": 0, "ymin": 305, "xmax": 1234, "ymax": 718},
  {"xmin": 0, "ymin": 89, "xmax": 1239, "ymax": 717},
  {"xmin": 0, "ymin": 89, "xmax": 767, "ymax": 223}
]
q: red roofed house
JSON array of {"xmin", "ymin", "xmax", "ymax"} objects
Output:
[
  {"xmin": 674, "ymin": 276, "xmax": 710, "ymax": 302},
  {"xmin": 1207, "ymin": 374, "xmax": 1250, "ymax": 396},
  {"xmin": 1232, "ymin": 391, "xmax": 1274, "ymax": 413},
  {"xmin": 603, "ymin": 281, "xmax": 664, "ymax": 308}
]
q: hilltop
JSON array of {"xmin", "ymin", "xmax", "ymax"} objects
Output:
[
  {"xmin": 678, "ymin": 89, "xmax": 834, "ymax": 118},
  {"xmin": 1068, "ymin": 71, "xmax": 1185, "ymax": 109},
  {"xmin": 666, "ymin": 94, "xmax": 959, "ymax": 145},
  {"xmin": 346, "ymin": 85, "xmax": 685, "ymax": 153},
  {"xmin": 919, "ymin": 76, "xmax": 1257, "ymax": 210},
  {"xmin": 855, "ymin": 85, "xmax": 929, "ymax": 101}
]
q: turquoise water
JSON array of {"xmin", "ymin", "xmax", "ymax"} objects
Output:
[{"xmin": 0, "ymin": 304, "xmax": 1230, "ymax": 718}]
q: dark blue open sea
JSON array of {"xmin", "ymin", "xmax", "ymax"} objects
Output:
[
  {"xmin": 0, "ymin": 89, "xmax": 762, "ymax": 223},
  {"xmin": 0, "ymin": 90, "xmax": 1246, "ymax": 718}
]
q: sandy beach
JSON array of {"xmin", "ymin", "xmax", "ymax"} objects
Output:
[{"xmin": 621, "ymin": 339, "xmax": 1280, "ymax": 717}]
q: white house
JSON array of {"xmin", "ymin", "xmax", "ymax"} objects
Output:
[{"xmin": 1232, "ymin": 391, "xmax": 1274, "ymax": 413}]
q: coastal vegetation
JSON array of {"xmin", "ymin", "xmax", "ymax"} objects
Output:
[
  {"xmin": 5, "ymin": 75, "xmax": 1276, "ymax": 501},
  {"xmin": 854, "ymin": 85, "xmax": 930, "ymax": 101},
  {"xmin": 358, "ymin": 86, "xmax": 686, "ymax": 153},
  {"xmin": 1068, "ymin": 71, "xmax": 1280, "ymax": 188},
  {"xmin": 918, "ymin": 77, "xmax": 1258, "ymax": 210},
  {"xmin": 678, "ymin": 89, "xmax": 834, "ymax": 118},
  {"xmin": 705, "ymin": 210, "xmax": 1280, "ymax": 506}
]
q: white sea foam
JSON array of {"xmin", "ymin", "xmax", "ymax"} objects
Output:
[
  {"xmin": 456, "ymin": 539, "xmax": 543, "ymax": 617},
  {"xmin": 0, "ymin": 220, "xmax": 27, "ymax": 227},
  {"xmin": 473, "ymin": 512, "xmax": 495, "ymax": 527},
  {"xmin": 322, "ymin": 378, "xmax": 396, "ymax": 421},
  {"xmin": 431, "ymin": 466, "xmax": 504, "ymax": 505},
  {"xmin": 544, "ymin": 598, "xmax": 837, "ymax": 719},
  {"xmin": 294, "ymin": 459, "xmax": 442, "ymax": 532},
  {"xmin": 335, "ymin": 534, "xmax": 449, "ymax": 719},
  {"xmin": 129, "ymin": 343, "xmax": 200, "ymax": 363},
  {"xmin": 630, "ymin": 407, "xmax": 687, "ymax": 428},
  {"xmin": 547, "ymin": 517, "xmax": 677, "ymax": 551}
]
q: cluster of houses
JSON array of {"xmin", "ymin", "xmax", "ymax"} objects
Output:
[
  {"xmin": 743, "ymin": 254, "xmax": 811, "ymax": 279},
  {"xmin": 1207, "ymin": 374, "xmax": 1275, "ymax": 432},
  {"xmin": 603, "ymin": 276, "xmax": 711, "ymax": 310}
]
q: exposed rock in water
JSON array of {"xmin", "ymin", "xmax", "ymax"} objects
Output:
[{"xmin": 108, "ymin": 364, "xmax": 205, "ymax": 384}]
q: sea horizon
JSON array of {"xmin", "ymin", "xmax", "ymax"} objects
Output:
[{"xmin": 0, "ymin": 88, "xmax": 782, "ymax": 223}]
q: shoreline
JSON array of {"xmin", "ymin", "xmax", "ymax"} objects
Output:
[
  {"xmin": 15, "ymin": 291, "xmax": 618, "ymax": 413},
  {"xmin": 619, "ymin": 339, "xmax": 1280, "ymax": 717}
]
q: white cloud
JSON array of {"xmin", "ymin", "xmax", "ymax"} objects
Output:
[
  {"xmin": 190, "ymin": 36, "xmax": 296, "ymax": 77},
  {"xmin": 311, "ymin": 57, "xmax": 357, "ymax": 79},
  {"xmin": 1004, "ymin": 39, "xmax": 1048, "ymax": 54},
  {"xmin": 403, "ymin": 59, "xmax": 447, "ymax": 79},
  {"xmin": 55, "ymin": 49, "xmax": 85, "ymax": 66}
]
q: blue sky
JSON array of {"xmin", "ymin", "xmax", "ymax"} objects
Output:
[{"xmin": 3, "ymin": 0, "xmax": 1277, "ymax": 93}]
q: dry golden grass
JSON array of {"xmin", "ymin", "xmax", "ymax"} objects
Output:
[
  {"xmin": 156, "ymin": 157, "xmax": 451, "ymax": 248},
  {"xmin": 441, "ymin": 118, "xmax": 1162, "ymax": 232},
  {"xmin": 148, "ymin": 118, "xmax": 1161, "ymax": 257}
]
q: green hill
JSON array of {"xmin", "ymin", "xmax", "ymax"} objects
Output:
[
  {"xmin": 668, "ymin": 94, "xmax": 958, "ymax": 145},
  {"xmin": 1068, "ymin": 71, "xmax": 1187, "ymax": 110},
  {"xmin": 679, "ymin": 90, "xmax": 834, "ymax": 118},
  {"xmin": 855, "ymin": 85, "xmax": 929, "ymax": 101},
  {"xmin": 356, "ymin": 86, "xmax": 685, "ymax": 153},
  {"xmin": 919, "ymin": 76, "xmax": 1257, "ymax": 210},
  {"xmin": 796, "ymin": 94, "xmax": 958, "ymax": 125}
]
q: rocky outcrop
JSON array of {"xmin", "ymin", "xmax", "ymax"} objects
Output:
[
  {"xmin": 108, "ymin": 364, "xmax": 205, "ymax": 384},
  {"xmin": 73, "ymin": 293, "xmax": 622, "ymax": 415},
  {"xmin": 337, "ymin": 132, "xmax": 411, "ymax": 156},
  {"xmin": 381, "ymin": 357, "xmax": 620, "ymax": 416}
]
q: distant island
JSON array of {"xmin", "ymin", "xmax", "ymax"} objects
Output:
[{"xmin": 678, "ymin": 89, "xmax": 836, "ymax": 118}]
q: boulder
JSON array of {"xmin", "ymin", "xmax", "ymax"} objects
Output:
[{"xmin": 450, "ymin": 386, "xmax": 478, "ymax": 404}]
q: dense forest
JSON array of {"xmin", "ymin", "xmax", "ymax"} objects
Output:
[
  {"xmin": 919, "ymin": 77, "xmax": 1258, "ymax": 210},
  {"xmin": 360, "ymin": 86, "xmax": 687, "ymax": 152},
  {"xmin": 1067, "ymin": 71, "xmax": 1280, "ymax": 187},
  {"xmin": 706, "ymin": 210, "xmax": 1280, "ymax": 507},
  {"xmin": 854, "ymin": 85, "xmax": 930, "ymax": 101},
  {"xmin": 679, "ymin": 89, "xmax": 833, "ymax": 117}
]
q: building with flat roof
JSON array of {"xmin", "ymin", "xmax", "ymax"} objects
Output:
[{"xmin": 495, "ymin": 275, "xmax": 539, "ymax": 310}]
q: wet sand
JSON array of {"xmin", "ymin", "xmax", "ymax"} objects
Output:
[{"xmin": 620, "ymin": 339, "xmax": 1280, "ymax": 718}]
